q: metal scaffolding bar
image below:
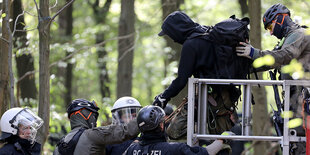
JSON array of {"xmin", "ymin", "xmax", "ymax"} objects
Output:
[
  {"xmin": 195, "ymin": 134, "xmax": 282, "ymax": 141},
  {"xmin": 186, "ymin": 78, "xmax": 309, "ymax": 155}
]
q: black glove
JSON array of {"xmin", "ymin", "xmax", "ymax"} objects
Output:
[{"xmin": 152, "ymin": 94, "xmax": 170, "ymax": 108}]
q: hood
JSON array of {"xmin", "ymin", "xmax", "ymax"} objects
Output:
[
  {"xmin": 70, "ymin": 114, "xmax": 90, "ymax": 130},
  {"xmin": 69, "ymin": 109, "xmax": 98, "ymax": 130},
  {"xmin": 273, "ymin": 15, "xmax": 300, "ymax": 39},
  {"xmin": 160, "ymin": 11, "xmax": 207, "ymax": 44}
]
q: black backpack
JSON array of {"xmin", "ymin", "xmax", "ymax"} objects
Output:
[
  {"xmin": 191, "ymin": 15, "xmax": 254, "ymax": 79},
  {"xmin": 56, "ymin": 128, "xmax": 86, "ymax": 155}
]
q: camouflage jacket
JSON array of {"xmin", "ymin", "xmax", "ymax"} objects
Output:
[
  {"xmin": 253, "ymin": 28, "xmax": 310, "ymax": 73},
  {"xmin": 54, "ymin": 119, "xmax": 139, "ymax": 155}
]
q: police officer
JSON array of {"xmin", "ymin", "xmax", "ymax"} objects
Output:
[
  {"xmin": 0, "ymin": 107, "xmax": 44, "ymax": 155},
  {"xmin": 237, "ymin": 3, "xmax": 310, "ymax": 70},
  {"xmin": 123, "ymin": 105, "xmax": 230, "ymax": 155},
  {"xmin": 236, "ymin": 3, "xmax": 310, "ymax": 154},
  {"xmin": 54, "ymin": 98, "xmax": 139, "ymax": 155},
  {"xmin": 106, "ymin": 96, "xmax": 142, "ymax": 155}
]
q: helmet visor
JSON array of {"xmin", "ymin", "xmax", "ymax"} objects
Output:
[
  {"xmin": 112, "ymin": 107, "xmax": 140, "ymax": 125},
  {"xmin": 11, "ymin": 109, "xmax": 43, "ymax": 143}
]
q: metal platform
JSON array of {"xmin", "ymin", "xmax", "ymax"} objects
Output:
[{"xmin": 186, "ymin": 78, "xmax": 309, "ymax": 155}]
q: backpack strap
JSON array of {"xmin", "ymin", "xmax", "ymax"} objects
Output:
[
  {"xmin": 57, "ymin": 128, "xmax": 86, "ymax": 155},
  {"xmin": 187, "ymin": 26, "xmax": 213, "ymax": 40}
]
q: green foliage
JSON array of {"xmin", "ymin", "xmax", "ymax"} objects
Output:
[
  {"xmin": 282, "ymin": 59, "xmax": 305, "ymax": 79},
  {"xmin": 10, "ymin": 1, "xmax": 310, "ymax": 153},
  {"xmin": 1, "ymin": 13, "xmax": 6, "ymax": 18}
]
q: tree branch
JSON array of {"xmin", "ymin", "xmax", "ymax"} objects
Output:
[
  {"xmin": 0, "ymin": 37, "xmax": 10, "ymax": 44},
  {"xmin": 49, "ymin": 0, "xmax": 58, "ymax": 9},
  {"xmin": 33, "ymin": 0, "xmax": 41, "ymax": 18},
  {"xmin": 15, "ymin": 28, "xmax": 38, "ymax": 32},
  {"xmin": 48, "ymin": 0, "xmax": 75, "ymax": 24},
  {"xmin": 17, "ymin": 34, "xmax": 134, "ymax": 83},
  {"xmin": 24, "ymin": 10, "xmax": 38, "ymax": 17},
  {"xmin": 12, "ymin": 11, "xmax": 25, "ymax": 37}
]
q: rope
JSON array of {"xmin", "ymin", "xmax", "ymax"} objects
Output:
[{"xmin": 164, "ymin": 97, "xmax": 188, "ymax": 124}]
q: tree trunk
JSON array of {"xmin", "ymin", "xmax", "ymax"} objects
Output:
[
  {"xmin": 96, "ymin": 33, "xmax": 111, "ymax": 99},
  {"xmin": 117, "ymin": 0, "xmax": 135, "ymax": 98},
  {"xmin": 13, "ymin": 0, "xmax": 37, "ymax": 105},
  {"xmin": 161, "ymin": 0, "xmax": 184, "ymax": 106},
  {"xmin": 37, "ymin": 0, "xmax": 50, "ymax": 148},
  {"xmin": 0, "ymin": 0, "xmax": 12, "ymax": 116},
  {"xmin": 238, "ymin": 0, "xmax": 248, "ymax": 16},
  {"xmin": 249, "ymin": 0, "xmax": 270, "ymax": 154},
  {"xmin": 59, "ymin": 0, "xmax": 73, "ymax": 107},
  {"xmin": 91, "ymin": 0, "xmax": 112, "ymax": 101}
]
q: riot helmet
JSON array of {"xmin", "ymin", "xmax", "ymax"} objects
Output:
[
  {"xmin": 67, "ymin": 99, "xmax": 100, "ymax": 129},
  {"xmin": 263, "ymin": 3, "xmax": 290, "ymax": 29},
  {"xmin": 137, "ymin": 105, "xmax": 165, "ymax": 132},
  {"xmin": 0, "ymin": 108, "xmax": 43, "ymax": 144},
  {"xmin": 164, "ymin": 104, "xmax": 174, "ymax": 116},
  {"xmin": 111, "ymin": 97, "xmax": 141, "ymax": 125}
]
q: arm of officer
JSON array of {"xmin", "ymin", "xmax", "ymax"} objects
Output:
[
  {"xmin": 84, "ymin": 119, "xmax": 139, "ymax": 145},
  {"xmin": 253, "ymin": 30, "xmax": 305, "ymax": 68},
  {"xmin": 236, "ymin": 30, "xmax": 306, "ymax": 68}
]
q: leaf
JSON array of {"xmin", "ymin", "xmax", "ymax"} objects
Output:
[
  {"xmin": 281, "ymin": 111, "xmax": 293, "ymax": 118},
  {"xmin": 253, "ymin": 55, "xmax": 275, "ymax": 68},
  {"xmin": 263, "ymin": 55, "xmax": 275, "ymax": 66},
  {"xmin": 287, "ymin": 118, "xmax": 303, "ymax": 129},
  {"xmin": 2, "ymin": 13, "xmax": 6, "ymax": 18}
]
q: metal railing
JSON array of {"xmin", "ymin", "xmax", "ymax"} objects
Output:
[{"xmin": 186, "ymin": 78, "xmax": 309, "ymax": 155}]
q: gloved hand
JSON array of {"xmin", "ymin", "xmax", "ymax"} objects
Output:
[
  {"xmin": 153, "ymin": 94, "xmax": 170, "ymax": 108},
  {"xmin": 220, "ymin": 131, "xmax": 236, "ymax": 144},
  {"xmin": 236, "ymin": 42, "xmax": 254, "ymax": 59}
]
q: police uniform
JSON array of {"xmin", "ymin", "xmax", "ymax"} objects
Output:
[
  {"xmin": 124, "ymin": 141, "xmax": 209, "ymax": 155},
  {"xmin": 0, "ymin": 136, "xmax": 41, "ymax": 155}
]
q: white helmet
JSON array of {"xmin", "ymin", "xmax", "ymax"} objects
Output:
[
  {"xmin": 0, "ymin": 107, "xmax": 43, "ymax": 143},
  {"xmin": 111, "ymin": 97, "xmax": 142, "ymax": 125}
]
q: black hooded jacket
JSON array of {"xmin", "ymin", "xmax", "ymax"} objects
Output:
[{"xmin": 160, "ymin": 11, "xmax": 216, "ymax": 100}]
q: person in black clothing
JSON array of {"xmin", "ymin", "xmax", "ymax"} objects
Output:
[
  {"xmin": 153, "ymin": 11, "xmax": 242, "ymax": 135},
  {"xmin": 0, "ymin": 107, "xmax": 44, "ymax": 155},
  {"xmin": 123, "ymin": 105, "xmax": 231, "ymax": 155},
  {"xmin": 153, "ymin": 11, "xmax": 215, "ymax": 108}
]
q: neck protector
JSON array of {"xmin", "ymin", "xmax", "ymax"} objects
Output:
[{"xmin": 273, "ymin": 15, "xmax": 293, "ymax": 39}]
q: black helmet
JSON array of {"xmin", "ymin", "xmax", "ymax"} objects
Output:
[
  {"xmin": 263, "ymin": 3, "xmax": 290, "ymax": 29},
  {"xmin": 137, "ymin": 105, "xmax": 165, "ymax": 132},
  {"xmin": 67, "ymin": 99, "xmax": 100, "ymax": 118},
  {"xmin": 164, "ymin": 104, "xmax": 173, "ymax": 116}
]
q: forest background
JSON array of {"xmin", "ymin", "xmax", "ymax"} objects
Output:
[{"xmin": 1, "ymin": 0, "xmax": 310, "ymax": 154}]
